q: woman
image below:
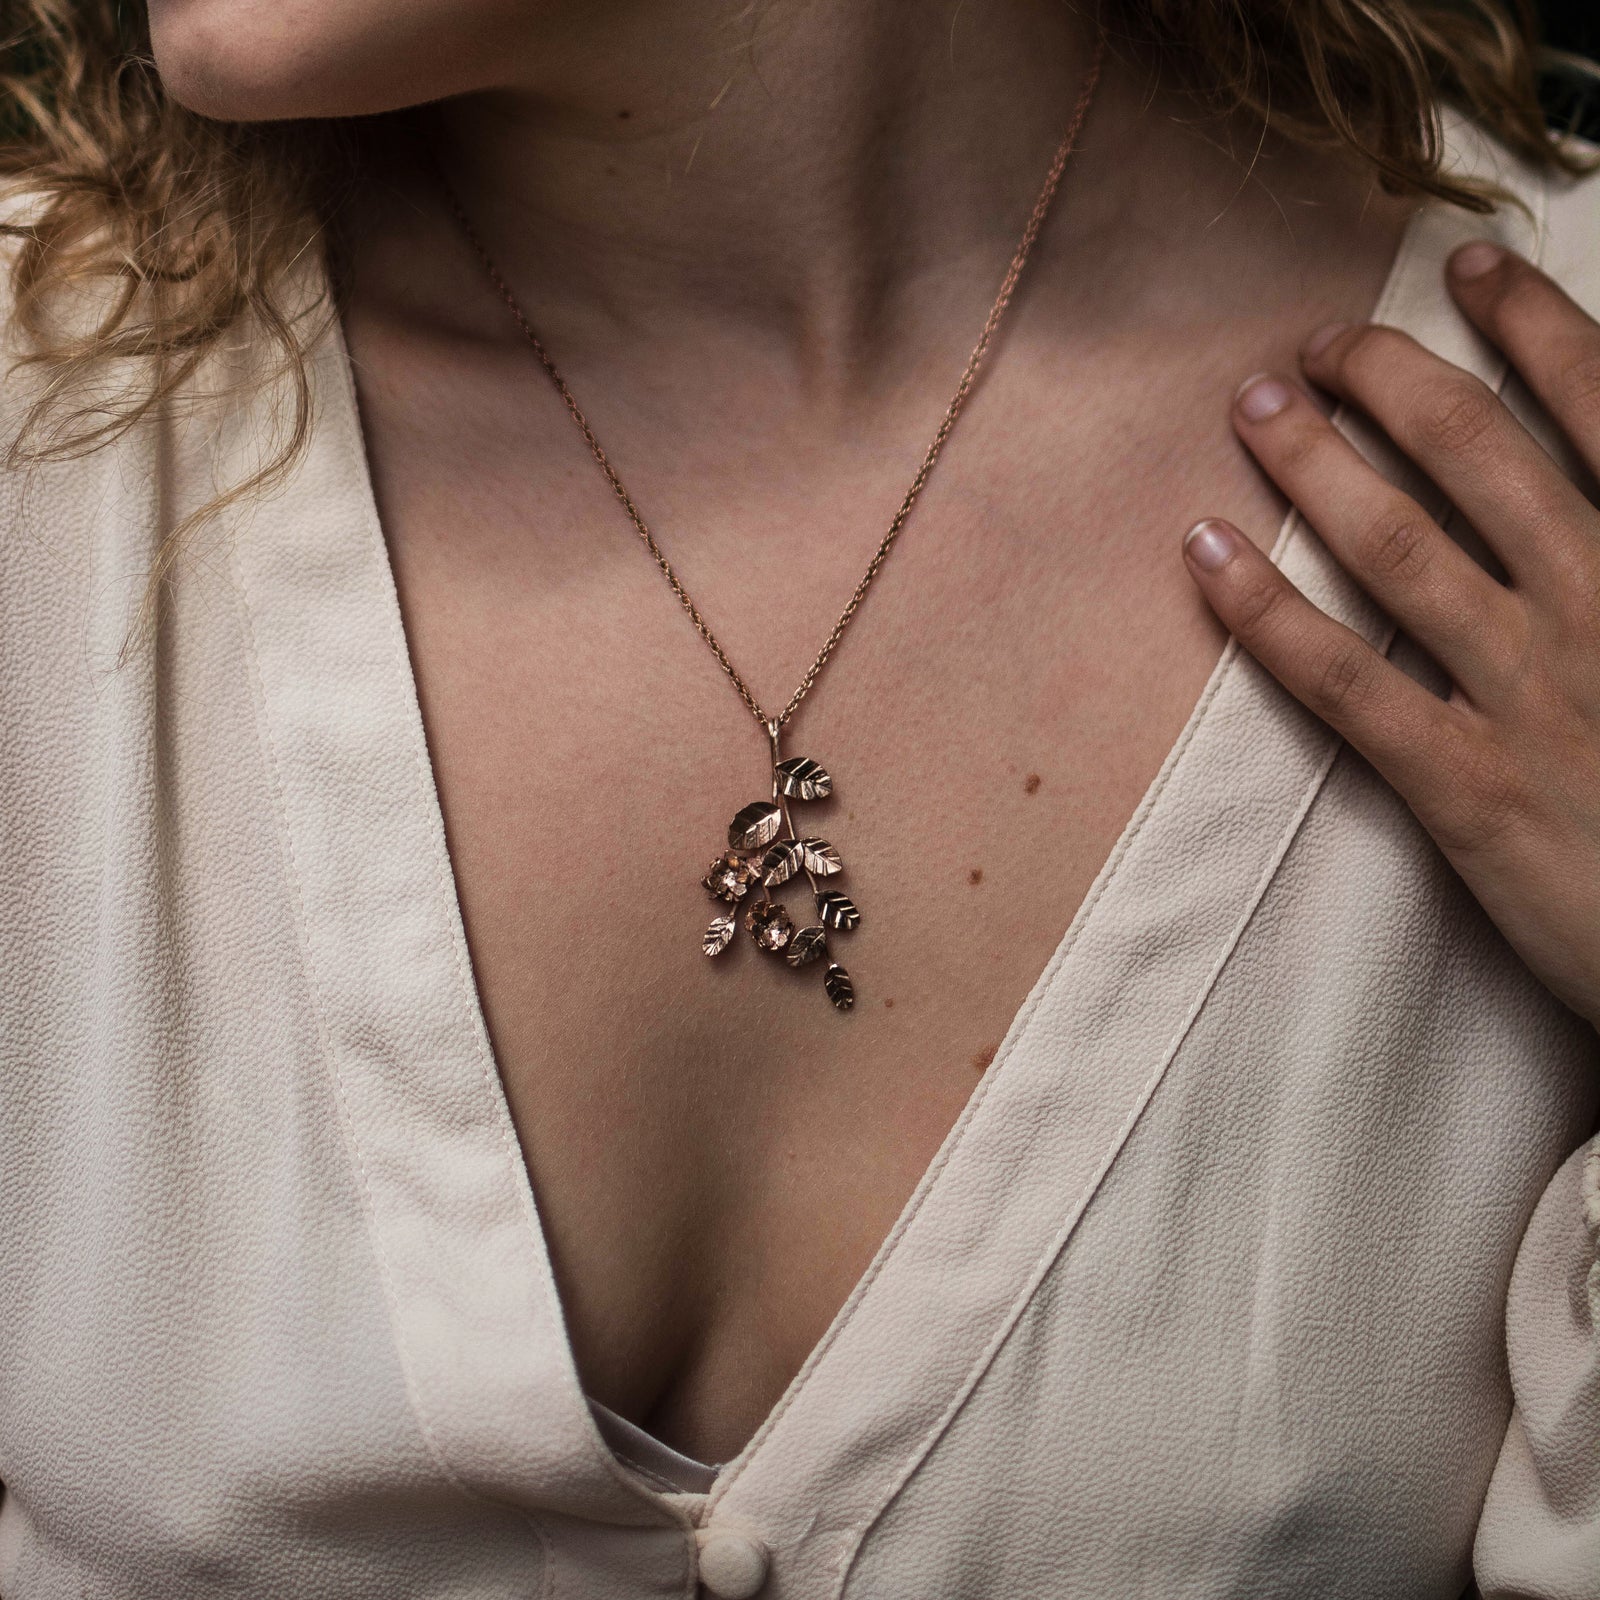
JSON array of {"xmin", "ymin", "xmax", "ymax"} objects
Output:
[{"xmin": 0, "ymin": 0, "xmax": 1596, "ymax": 1594}]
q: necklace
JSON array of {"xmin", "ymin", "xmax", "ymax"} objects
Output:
[{"xmin": 445, "ymin": 36, "xmax": 1104, "ymax": 1010}]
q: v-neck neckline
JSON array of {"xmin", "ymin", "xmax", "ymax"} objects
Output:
[{"xmin": 225, "ymin": 108, "xmax": 1544, "ymax": 1555}]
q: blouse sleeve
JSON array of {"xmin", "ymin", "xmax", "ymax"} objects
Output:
[{"xmin": 1474, "ymin": 1133, "xmax": 1600, "ymax": 1597}]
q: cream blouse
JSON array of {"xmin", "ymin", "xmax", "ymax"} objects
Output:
[{"xmin": 1, "ymin": 111, "xmax": 1598, "ymax": 1600}]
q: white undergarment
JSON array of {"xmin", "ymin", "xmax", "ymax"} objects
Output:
[{"xmin": 586, "ymin": 1398, "xmax": 719, "ymax": 1495}]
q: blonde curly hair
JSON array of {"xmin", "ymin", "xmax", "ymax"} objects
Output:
[{"xmin": 0, "ymin": 0, "xmax": 1592, "ymax": 643}]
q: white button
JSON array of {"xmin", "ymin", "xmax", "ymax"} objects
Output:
[{"xmin": 696, "ymin": 1526, "xmax": 770, "ymax": 1598}]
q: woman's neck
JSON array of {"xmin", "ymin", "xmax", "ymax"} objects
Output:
[
  {"xmin": 357, "ymin": 0, "xmax": 1407, "ymax": 421},
  {"xmin": 424, "ymin": 0, "xmax": 1102, "ymax": 379}
]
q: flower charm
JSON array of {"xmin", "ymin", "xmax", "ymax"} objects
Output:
[
  {"xmin": 702, "ymin": 851, "xmax": 762, "ymax": 902},
  {"xmin": 744, "ymin": 899, "xmax": 795, "ymax": 952},
  {"xmin": 699, "ymin": 741, "xmax": 859, "ymax": 1010}
]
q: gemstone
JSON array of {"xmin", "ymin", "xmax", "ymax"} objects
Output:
[
  {"xmin": 703, "ymin": 851, "xmax": 761, "ymax": 902},
  {"xmin": 744, "ymin": 898, "xmax": 795, "ymax": 952}
]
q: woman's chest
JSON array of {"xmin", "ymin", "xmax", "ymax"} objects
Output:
[
  {"xmin": 361, "ymin": 323, "xmax": 1299, "ymax": 1458},
  {"xmin": 4, "ymin": 338, "xmax": 1598, "ymax": 1591},
  {"xmin": 3, "ymin": 697, "xmax": 1593, "ymax": 1598}
]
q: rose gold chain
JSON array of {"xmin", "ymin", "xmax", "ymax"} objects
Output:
[{"xmin": 444, "ymin": 33, "xmax": 1103, "ymax": 731}]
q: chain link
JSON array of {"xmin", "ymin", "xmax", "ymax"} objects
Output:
[{"xmin": 444, "ymin": 32, "xmax": 1104, "ymax": 731}]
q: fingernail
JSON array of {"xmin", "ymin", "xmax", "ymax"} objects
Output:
[
  {"xmin": 1184, "ymin": 519, "xmax": 1238, "ymax": 571},
  {"xmin": 1302, "ymin": 321, "xmax": 1349, "ymax": 358},
  {"xmin": 1235, "ymin": 374, "xmax": 1293, "ymax": 422},
  {"xmin": 1451, "ymin": 241, "xmax": 1503, "ymax": 280}
]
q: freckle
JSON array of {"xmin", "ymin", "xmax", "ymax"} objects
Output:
[
  {"xmin": 967, "ymin": 867, "xmax": 983, "ymax": 886},
  {"xmin": 973, "ymin": 1044, "xmax": 997, "ymax": 1074},
  {"xmin": 604, "ymin": 164, "xmax": 618, "ymax": 178},
  {"xmin": 617, "ymin": 108, "xmax": 632, "ymax": 120},
  {"xmin": 883, "ymin": 997, "xmax": 895, "ymax": 1009},
  {"xmin": 1024, "ymin": 773, "xmax": 1041, "ymax": 795}
]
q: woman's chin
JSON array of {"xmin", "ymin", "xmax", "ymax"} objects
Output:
[{"xmin": 146, "ymin": 0, "xmax": 527, "ymax": 123}]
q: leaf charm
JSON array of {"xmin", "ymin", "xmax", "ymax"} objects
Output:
[
  {"xmin": 760, "ymin": 839, "xmax": 806, "ymax": 887},
  {"xmin": 824, "ymin": 962, "xmax": 855, "ymax": 1011},
  {"xmin": 786, "ymin": 925, "xmax": 828, "ymax": 968},
  {"xmin": 797, "ymin": 837, "xmax": 842, "ymax": 877},
  {"xmin": 703, "ymin": 911, "xmax": 737, "ymax": 956},
  {"xmin": 728, "ymin": 801, "xmax": 782, "ymax": 851},
  {"xmin": 775, "ymin": 756, "xmax": 832, "ymax": 800},
  {"xmin": 815, "ymin": 890, "xmax": 860, "ymax": 931}
]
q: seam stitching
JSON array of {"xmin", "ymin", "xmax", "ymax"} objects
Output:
[
  {"xmin": 708, "ymin": 619, "xmax": 1250, "ymax": 1508},
  {"xmin": 227, "ymin": 522, "xmax": 485, "ymax": 1513},
  {"xmin": 833, "ymin": 713, "xmax": 1352, "ymax": 1593},
  {"xmin": 323, "ymin": 310, "xmax": 677, "ymax": 1519},
  {"xmin": 828, "ymin": 125, "xmax": 1553, "ymax": 1598}
]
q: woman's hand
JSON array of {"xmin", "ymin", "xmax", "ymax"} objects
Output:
[{"xmin": 1184, "ymin": 242, "xmax": 1600, "ymax": 1031}]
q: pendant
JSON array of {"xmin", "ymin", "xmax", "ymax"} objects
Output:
[{"xmin": 700, "ymin": 719, "xmax": 859, "ymax": 1010}]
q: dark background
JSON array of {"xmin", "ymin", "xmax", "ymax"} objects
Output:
[
  {"xmin": 1537, "ymin": 0, "xmax": 1600, "ymax": 137},
  {"xmin": 1540, "ymin": 0, "xmax": 1598, "ymax": 59}
]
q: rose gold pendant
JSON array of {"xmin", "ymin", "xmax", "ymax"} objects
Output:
[{"xmin": 701, "ymin": 720, "xmax": 858, "ymax": 1010}]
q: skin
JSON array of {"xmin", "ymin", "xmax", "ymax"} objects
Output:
[{"xmin": 148, "ymin": 0, "xmax": 1600, "ymax": 1463}]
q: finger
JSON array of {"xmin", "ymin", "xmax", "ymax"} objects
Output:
[
  {"xmin": 1298, "ymin": 322, "xmax": 1598, "ymax": 599},
  {"xmin": 1232, "ymin": 373, "xmax": 1525, "ymax": 704},
  {"xmin": 1182, "ymin": 515, "xmax": 1476, "ymax": 808},
  {"xmin": 1447, "ymin": 242, "xmax": 1600, "ymax": 475}
]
